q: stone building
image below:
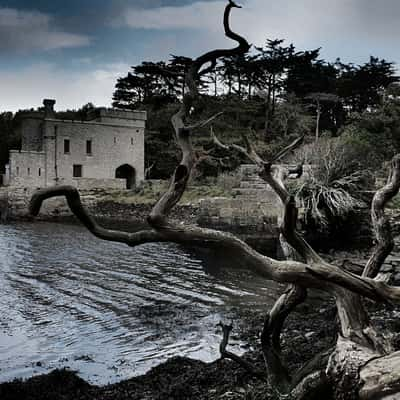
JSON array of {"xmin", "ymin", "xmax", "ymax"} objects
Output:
[{"xmin": 5, "ymin": 99, "xmax": 146, "ymax": 190}]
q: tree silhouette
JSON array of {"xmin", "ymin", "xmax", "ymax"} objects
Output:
[
  {"xmin": 30, "ymin": 2, "xmax": 400, "ymax": 398},
  {"xmin": 306, "ymin": 92, "xmax": 340, "ymax": 140},
  {"xmin": 256, "ymin": 39, "xmax": 296, "ymax": 134},
  {"xmin": 337, "ymin": 57, "xmax": 399, "ymax": 113}
]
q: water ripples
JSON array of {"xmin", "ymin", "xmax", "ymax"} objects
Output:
[{"xmin": 0, "ymin": 221, "xmax": 282, "ymax": 384}]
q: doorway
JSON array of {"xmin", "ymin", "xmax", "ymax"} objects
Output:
[{"xmin": 115, "ymin": 164, "xmax": 136, "ymax": 189}]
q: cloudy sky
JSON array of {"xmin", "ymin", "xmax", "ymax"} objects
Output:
[{"xmin": 0, "ymin": 0, "xmax": 399, "ymax": 112}]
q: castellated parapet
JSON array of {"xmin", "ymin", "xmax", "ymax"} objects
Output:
[{"xmin": 6, "ymin": 99, "xmax": 146, "ymax": 190}]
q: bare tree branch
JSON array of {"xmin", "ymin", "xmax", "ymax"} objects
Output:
[
  {"xmin": 29, "ymin": 187, "xmax": 400, "ymax": 306},
  {"xmin": 210, "ymin": 126, "xmax": 265, "ymax": 166},
  {"xmin": 145, "ymin": 162, "xmax": 156, "ymax": 179},
  {"xmin": 149, "ymin": 1, "xmax": 250, "ymax": 225},
  {"xmin": 27, "ymin": 5, "xmax": 400, "ymax": 396},
  {"xmin": 270, "ymin": 135, "xmax": 305, "ymax": 163},
  {"xmin": 193, "ymin": 1, "xmax": 250, "ymax": 76},
  {"xmin": 210, "ymin": 128, "xmax": 321, "ymax": 264},
  {"xmin": 218, "ymin": 322, "xmax": 267, "ymax": 382},
  {"xmin": 290, "ymin": 370, "xmax": 330, "ymax": 400},
  {"xmin": 29, "ymin": 186, "xmax": 165, "ymax": 246},
  {"xmin": 363, "ymin": 154, "xmax": 400, "ymax": 278},
  {"xmin": 291, "ymin": 347, "xmax": 333, "ymax": 388},
  {"xmin": 278, "ymin": 196, "xmax": 325, "ymax": 265},
  {"xmin": 209, "ymin": 121, "xmax": 400, "ymax": 389},
  {"xmin": 186, "ymin": 112, "xmax": 224, "ymax": 131},
  {"xmin": 261, "ymin": 285, "xmax": 307, "ymax": 392},
  {"xmin": 207, "ymin": 126, "xmax": 400, "ymax": 387}
]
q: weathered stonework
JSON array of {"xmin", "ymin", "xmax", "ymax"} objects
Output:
[
  {"xmin": 196, "ymin": 165, "xmax": 284, "ymax": 255},
  {"xmin": 8, "ymin": 150, "xmax": 45, "ymax": 188},
  {"xmin": 6, "ymin": 99, "xmax": 146, "ymax": 190},
  {"xmin": 198, "ymin": 164, "xmax": 283, "ymax": 230}
]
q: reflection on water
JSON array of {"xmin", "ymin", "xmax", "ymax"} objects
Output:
[{"xmin": 0, "ymin": 222, "xmax": 282, "ymax": 384}]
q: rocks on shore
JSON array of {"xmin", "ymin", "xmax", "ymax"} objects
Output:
[{"xmin": 1, "ymin": 293, "xmax": 399, "ymax": 400}]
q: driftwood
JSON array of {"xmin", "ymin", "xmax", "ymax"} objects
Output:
[{"xmin": 29, "ymin": 2, "xmax": 400, "ymax": 399}]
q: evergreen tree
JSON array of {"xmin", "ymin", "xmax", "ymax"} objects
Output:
[
  {"xmin": 337, "ymin": 57, "xmax": 399, "ymax": 112},
  {"xmin": 0, "ymin": 112, "xmax": 19, "ymax": 172},
  {"xmin": 255, "ymin": 39, "xmax": 296, "ymax": 134}
]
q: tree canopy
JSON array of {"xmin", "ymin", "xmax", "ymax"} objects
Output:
[
  {"xmin": 111, "ymin": 39, "xmax": 399, "ymax": 180},
  {"xmin": 29, "ymin": 2, "xmax": 400, "ymax": 398}
]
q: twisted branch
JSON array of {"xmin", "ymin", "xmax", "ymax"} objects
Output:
[
  {"xmin": 28, "ymin": 4, "xmax": 400, "ymax": 397},
  {"xmin": 363, "ymin": 155, "xmax": 400, "ymax": 278},
  {"xmin": 30, "ymin": 186, "xmax": 164, "ymax": 246},
  {"xmin": 260, "ymin": 285, "xmax": 307, "ymax": 392},
  {"xmin": 208, "ymin": 127, "xmax": 400, "ymax": 393},
  {"xmin": 218, "ymin": 322, "xmax": 267, "ymax": 382},
  {"xmin": 149, "ymin": 1, "xmax": 250, "ymax": 226}
]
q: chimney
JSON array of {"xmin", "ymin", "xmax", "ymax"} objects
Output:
[{"xmin": 43, "ymin": 99, "xmax": 56, "ymax": 117}]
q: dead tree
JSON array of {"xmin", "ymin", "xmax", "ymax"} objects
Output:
[{"xmin": 29, "ymin": 2, "xmax": 400, "ymax": 398}]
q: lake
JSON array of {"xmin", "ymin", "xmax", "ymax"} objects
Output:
[{"xmin": 0, "ymin": 221, "xmax": 282, "ymax": 384}]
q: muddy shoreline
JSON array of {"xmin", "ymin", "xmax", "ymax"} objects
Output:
[
  {"xmin": 1, "ymin": 294, "xmax": 399, "ymax": 400},
  {"xmin": 1, "ymin": 213, "xmax": 399, "ymax": 399},
  {"xmin": 0, "ymin": 298, "xmax": 337, "ymax": 400}
]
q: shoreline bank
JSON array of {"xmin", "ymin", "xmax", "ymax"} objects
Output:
[
  {"xmin": 1, "ymin": 218, "xmax": 400, "ymax": 398},
  {"xmin": 1, "ymin": 299, "xmax": 399, "ymax": 400}
]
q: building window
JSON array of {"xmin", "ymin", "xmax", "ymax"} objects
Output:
[
  {"xmin": 73, "ymin": 164, "xmax": 82, "ymax": 178},
  {"xmin": 131, "ymin": 138, "xmax": 133, "ymax": 145},
  {"xmin": 27, "ymin": 168, "xmax": 30, "ymax": 176},
  {"xmin": 38, "ymin": 168, "xmax": 41, "ymax": 176},
  {"xmin": 16, "ymin": 166, "xmax": 19, "ymax": 176},
  {"xmin": 86, "ymin": 140, "xmax": 92, "ymax": 155},
  {"xmin": 114, "ymin": 137, "xmax": 117, "ymax": 144},
  {"xmin": 64, "ymin": 139, "xmax": 70, "ymax": 154}
]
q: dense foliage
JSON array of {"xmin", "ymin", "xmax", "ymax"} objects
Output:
[
  {"xmin": 111, "ymin": 39, "xmax": 399, "ymax": 179},
  {"xmin": 0, "ymin": 39, "xmax": 399, "ymax": 182},
  {"xmin": 0, "ymin": 112, "xmax": 19, "ymax": 173}
]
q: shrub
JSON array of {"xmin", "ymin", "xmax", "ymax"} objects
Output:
[{"xmin": 290, "ymin": 133, "xmax": 375, "ymax": 228}]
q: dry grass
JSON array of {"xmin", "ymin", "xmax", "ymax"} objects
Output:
[
  {"xmin": 99, "ymin": 180, "xmax": 235, "ymax": 205},
  {"xmin": 290, "ymin": 135, "xmax": 371, "ymax": 227}
]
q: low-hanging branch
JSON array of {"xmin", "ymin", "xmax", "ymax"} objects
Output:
[
  {"xmin": 29, "ymin": 182, "xmax": 400, "ymax": 305},
  {"xmin": 28, "ymin": 1, "xmax": 400, "ymax": 398},
  {"xmin": 209, "ymin": 124, "xmax": 400, "ymax": 394},
  {"xmin": 218, "ymin": 322, "xmax": 268, "ymax": 382}
]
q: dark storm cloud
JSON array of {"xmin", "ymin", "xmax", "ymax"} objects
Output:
[
  {"xmin": 0, "ymin": 7, "xmax": 90, "ymax": 53},
  {"xmin": 0, "ymin": 0, "xmax": 399, "ymax": 111}
]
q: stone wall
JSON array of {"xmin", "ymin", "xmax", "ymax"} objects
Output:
[
  {"xmin": 196, "ymin": 165, "xmax": 284, "ymax": 255},
  {"xmin": 90, "ymin": 108, "xmax": 147, "ymax": 127},
  {"xmin": 42, "ymin": 118, "xmax": 145, "ymax": 187},
  {"xmin": 8, "ymin": 103, "xmax": 146, "ymax": 190},
  {"xmin": 1, "ymin": 186, "xmax": 197, "ymax": 225},
  {"xmin": 198, "ymin": 197, "xmax": 279, "ymax": 232},
  {"xmin": 73, "ymin": 178, "xmax": 126, "ymax": 190},
  {"xmin": 198, "ymin": 164, "xmax": 282, "ymax": 230},
  {"xmin": 9, "ymin": 150, "xmax": 45, "ymax": 188}
]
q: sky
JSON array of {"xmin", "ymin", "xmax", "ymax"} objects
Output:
[{"xmin": 0, "ymin": 0, "xmax": 399, "ymax": 112}]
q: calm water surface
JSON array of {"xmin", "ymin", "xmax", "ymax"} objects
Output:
[{"xmin": 0, "ymin": 222, "xmax": 282, "ymax": 384}]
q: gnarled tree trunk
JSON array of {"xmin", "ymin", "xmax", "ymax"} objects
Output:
[{"xmin": 28, "ymin": 2, "xmax": 400, "ymax": 398}]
